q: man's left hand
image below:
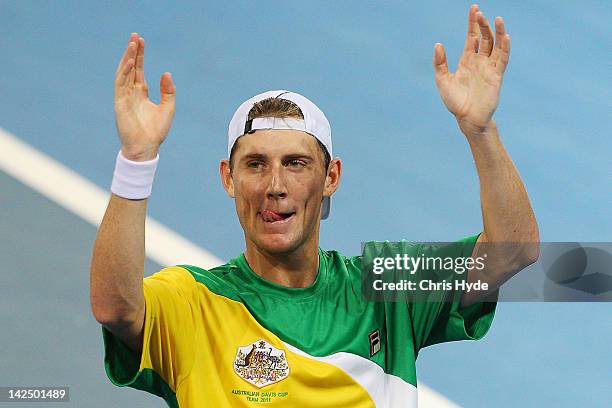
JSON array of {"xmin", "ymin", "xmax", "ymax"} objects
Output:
[{"xmin": 433, "ymin": 4, "xmax": 511, "ymax": 134}]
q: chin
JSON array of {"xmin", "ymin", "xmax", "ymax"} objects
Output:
[{"xmin": 253, "ymin": 234, "xmax": 302, "ymax": 255}]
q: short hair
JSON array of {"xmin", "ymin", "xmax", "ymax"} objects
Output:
[{"xmin": 229, "ymin": 97, "xmax": 331, "ymax": 172}]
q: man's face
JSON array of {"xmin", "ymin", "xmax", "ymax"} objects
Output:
[{"xmin": 221, "ymin": 129, "xmax": 337, "ymax": 255}]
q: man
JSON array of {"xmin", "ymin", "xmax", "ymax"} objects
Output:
[{"xmin": 90, "ymin": 4, "xmax": 539, "ymax": 407}]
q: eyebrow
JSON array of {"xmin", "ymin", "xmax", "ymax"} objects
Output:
[
  {"xmin": 239, "ymin": 153, "xmax": 315, "ymax": 162},
  {"xmin": 240, "ymin": 153, "xmax": 267, "ymax": 162}
]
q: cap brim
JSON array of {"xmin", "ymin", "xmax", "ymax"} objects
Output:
[{"xmin": 321, "ymin": 197, "xmax": 331, "ymax": 220}]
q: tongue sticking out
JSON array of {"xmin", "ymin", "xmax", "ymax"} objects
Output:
[{"xmin": 261, "ymin": 210, "xmax": 288, "ymax": 222}]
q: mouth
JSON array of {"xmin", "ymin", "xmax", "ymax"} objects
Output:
[{"xmin": 259, "ymin": 210, "xmax": 296, "ymax": 224}]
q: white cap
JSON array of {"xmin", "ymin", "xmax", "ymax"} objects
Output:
[{"xmin": 228, "ymin": 90, "xmax": 332, "ymax": 220}]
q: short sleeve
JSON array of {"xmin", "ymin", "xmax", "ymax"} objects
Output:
[
  {"xmin": 101, "ymin": 266, "xmax": 199, "ymax": 404},
  {"xmin": 406, "ymin": 233, "xmax": 498, "ymax": 352}
]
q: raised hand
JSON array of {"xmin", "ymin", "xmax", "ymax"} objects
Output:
[
  {"xmin": 433, "ymin": 5, "xmax": 510, "ymax": 134},
  {"xmin": 114, "ymin": 33, "xmax": 176, "ymax": 161}
]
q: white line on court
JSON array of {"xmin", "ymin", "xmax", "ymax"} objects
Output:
[
  {"xmin": 0, "ymin": 127, "xmax": 460, "ymax": 408},
  {"xmin": 0, "ymin": 128, "xmax": 221, "ymax": 268}
]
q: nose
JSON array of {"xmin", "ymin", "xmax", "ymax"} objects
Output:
[{"xmin": 265, "ymin": 165, "xmax": 288, "ymax": 199}]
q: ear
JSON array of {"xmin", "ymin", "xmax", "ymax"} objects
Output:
[
  {"xmin": 323, "ymin": 158, "xmax": 342, "ymax": 197},
  {"xmin": 220, "ymin": 159, "xmax": 235, "ymax": 198}
]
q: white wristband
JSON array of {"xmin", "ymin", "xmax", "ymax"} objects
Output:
[{"xmin": 110, "ymin": 150, "xmax": 159, "ymax": 199}]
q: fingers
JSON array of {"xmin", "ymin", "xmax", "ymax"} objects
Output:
[
  {"xmin": 493, "ymin": 16, "xmax": 506, "ymax": 54},
  {"xmin": 450, "ymin": 6, "xmax": 511, "ymax": 76},
  {"xmin": 477, "ymin": 11, "xmax": 494, "ymax": 57},
  {"xmin": 115, "ymin": 33, "xmax": 138, "ymax": 74},
  {"xmin": 135, "ymin": 37, "xmax": 147, "ymax": 87},
  {"xmin": 115, "ymin": 33, "xmax": 149, "ymax": 95},
  {"xmin": 433, "ymin": 43, "xmax": 449, "ymax": 83},
  {"xmin": 115, "ymin": 33, "xmax": 138, "ymax": 88},
  {"xmin": 490, "ymin": 16, "xmax": 510, "ymax": 73},
  {"xmin": 462, "ymin": 5, "xmax": 480, "ymax": 55},
  {"xmin": 116, "ymin": 43, "xmax": 136, "ymax": 88},
  {"xmin": 497, "ymin": 33, "xmax": 511, "ymax": 73},
  {"xmin": 126, "ymin": 38, "xmax": 138, "ymax": 87},
  {"xmin": 159, "ymin": 72, "xmax": 176, "ymax": 109},
  {"xmin": 115, "ymin": 33, "xmax": 171, "ymax": 106}
]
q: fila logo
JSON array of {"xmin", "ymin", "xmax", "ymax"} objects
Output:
[{"xmin": 369, "ymin": 329, "xmax": 381, "ymax": 357}]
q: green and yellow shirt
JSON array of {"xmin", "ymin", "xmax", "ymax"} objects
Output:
[{"xmin": 102, "ymin": 234, "xmax": 497, "ymax": 407}]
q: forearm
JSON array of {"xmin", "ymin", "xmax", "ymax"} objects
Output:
[
  {"xmin": 463, "ymin": 120, "xmax": 539, "ymax": 249},
  {"xmin": 458, "ymin": 120, "xmax": 539, "ymax": 307},
  {"xmin": 90, "ymin": 194, "xmax": 146, "ymax": 324}
]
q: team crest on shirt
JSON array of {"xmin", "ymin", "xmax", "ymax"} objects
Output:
[{"xmin": 233, "ymin": 339, "xmax": 290, "ymax": 387}]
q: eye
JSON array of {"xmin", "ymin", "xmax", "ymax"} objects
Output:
[
  {"xmin": 287, "ymin": 159, "xmax": 306, "ymax": 167},
  {"xmin": 247, "ymin": 161, "xmax": 264, "ymax": 169}
]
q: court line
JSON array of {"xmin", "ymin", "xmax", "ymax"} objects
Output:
[
  {"xmin": 0, "ymin": 127, "xmax": 460, "ymax": 408},
  {"xmin": 0, "ymin": 128, "xmax": 221, "ymax": 268}
]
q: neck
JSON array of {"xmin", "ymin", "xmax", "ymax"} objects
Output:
[{"xmin": 244, "ymin": 239, "xmax": 320, "ymax": 288}]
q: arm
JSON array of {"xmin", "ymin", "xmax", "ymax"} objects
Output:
[
  {"xmin": 90, "ymin": 32, "xmax": 176, "ymax": 351},
  {"xmin": 432, "ymin": 5, "xmax": 539, "ymax": 307},
  {"xmin": 462, "ymin": 120, "xmax": 539, "ymax": 307},
  {"xmin": 91, "ymin": 195, "xmax": 148, "ymax": 353}
]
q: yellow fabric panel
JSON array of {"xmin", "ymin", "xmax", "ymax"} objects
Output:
[
  {"xmin": 140, "ymin": 266, "xmax": 376, "ymax": 407},
  {"xmin": 139, "ymin": 266, "xmax": 200, "ymax": 392}
]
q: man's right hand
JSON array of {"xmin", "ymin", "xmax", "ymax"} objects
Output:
[{"xmin": 114, "ymin": 32, "xmax": 176, "ymax": 161}]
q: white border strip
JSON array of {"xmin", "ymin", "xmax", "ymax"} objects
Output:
[
  {"xmin": 0, "ymin": 127, "xmax": 459, "ymax": 408},
  {"xmin": 418, "ymin": 383, "xmax": 461, "ymax": 408},
  {"xmin": 283, "ymin": 341, "xmax": 418, "ymax": 407}
]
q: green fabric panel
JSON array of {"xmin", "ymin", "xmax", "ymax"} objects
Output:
[
  {"xmin": 358, "ymin": 233, "xmax": 498, "ymax": 386},
  {"xmin": 177, "ymin": 234, "xmax": 497, "ymax": 388},
  {"xmin": 412, "ymin": 233, "xmax": 498, "ymax": 348},
  {"xmin": 422, "ymin": 293, "xmax": 497, "ymax": 347},
  {"xmin": 101, "ymin": 326, "xmax": 179, "ymax": 408},
  {"xmin": 178, "ymin": 248, "xmax": 381, "ymax": 365}
]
